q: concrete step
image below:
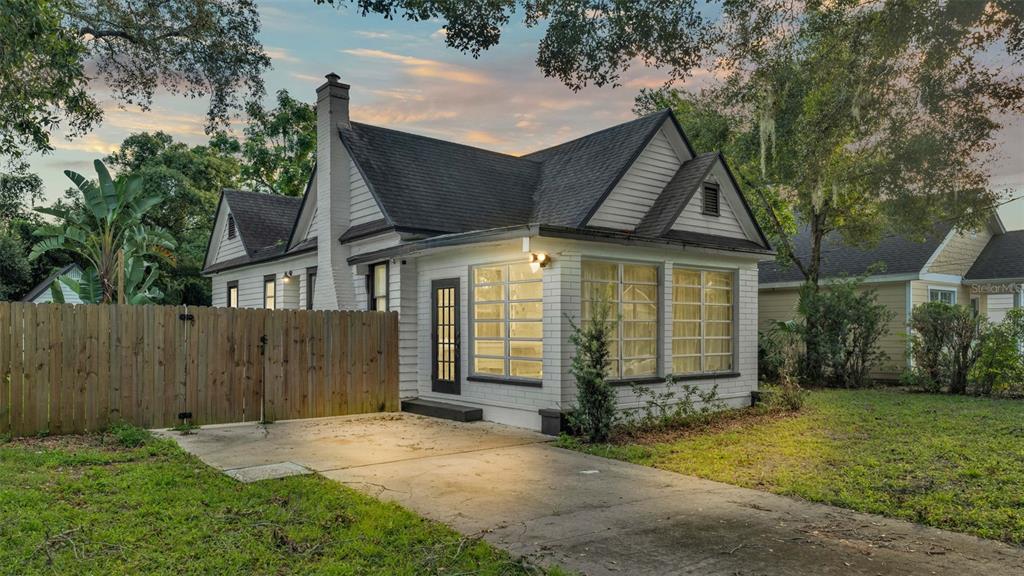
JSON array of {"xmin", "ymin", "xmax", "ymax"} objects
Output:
[{"xmin": 401, "ymin": 398, "xmax": 483, "ymax": 422}]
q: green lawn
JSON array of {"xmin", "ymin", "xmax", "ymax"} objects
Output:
[
  {"xmin": 563, "ymin": 389, "xmax": 1024, "ymax": 544},
  {"xmin": 0, "ymin": 431, "xmax": 555, "ymax": 575}
]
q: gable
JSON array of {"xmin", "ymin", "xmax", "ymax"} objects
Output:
[
  {"xmin": 288, "ymin": 168, "xmax": 318, "ymax": 249},
  {"xmin": 350, "ymin": 161, "xmax": 385, "ymax": 226},
  {"xmin": 926, "ymin": 226, "xmax": 994, "ymax": 277},
  {"xmin": 210, "ymin": 204, "xmax": 246, "ymax": 265},
  {"xmin": 671, "ymin": 162, "xmax": 749, "ymax": 241},
  {"xmin": 586, "ymin": 126, "xmax": 687, "ymax": 230}
]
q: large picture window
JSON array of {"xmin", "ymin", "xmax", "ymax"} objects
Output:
[
  {"xmin": 672, "ymin": 268, "xmax": 734, "ymax": 374},
  {"xmin": 472, "ymin": 263, "xmax": 543, "ymax": 380},
  {"xmin": 582, "ymin": 261, "xmax": 659, "ymax": 379}
]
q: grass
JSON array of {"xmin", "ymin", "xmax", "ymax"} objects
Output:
[
  {"xmin": 560, "ymin": 389, "xmax": 1024, "ymax": 544},
  {"xmin": 0, "ymin": 429, "xmax": 561, "ymax": 575}
]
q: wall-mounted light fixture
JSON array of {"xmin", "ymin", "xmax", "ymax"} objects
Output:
[
  {"xmin": 283, "ymin": 270, "xmax": 294, "ymax": 282},
  {"xmin": 528, "ymin": 252, "xmax": 551, "ymax": 273}
]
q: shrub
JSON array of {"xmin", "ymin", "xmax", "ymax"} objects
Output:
[
  {"xmin": 621, "ymin": 376, "xmax": 726, "ymax": 431},
  {"xmin": 795, "ymin": 278, "xmax": 893, "ymax": 388},
  {"xmin": 759, "ymin": 382, "xmax": 807, "ymax": 412},
  {"xmin": 759, "ymin": 321, "xmax": 802, "ymax": 384},
  {"xmin": 568, "ymin": 297, "xmax": 617, "ymax": 443},
  {"xmin": 909, "ymin": 301, "xmax": 986, "ymax": 394},
  {"xmin": 107, "ymin": 422, "xmax": 151, "ymax": 448},
  {"xmin": 970, "ymin": 308, "xmax": 1024, "ymax": 396}
]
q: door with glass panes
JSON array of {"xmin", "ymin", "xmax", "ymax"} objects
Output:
[{"xmin": 431, "ymin": 278, "xmax": 460, "ymax": 394}]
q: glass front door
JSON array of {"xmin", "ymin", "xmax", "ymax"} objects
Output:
[{"xmin": 431, "ymin": 278, "xmax": 460, "ymax": 394}]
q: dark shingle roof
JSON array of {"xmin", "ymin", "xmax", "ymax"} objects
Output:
[
  {"xmin": 966, "ymin": 230, "xmax": 1024, "ymax": 280},
  {"xmin": 223, "ymin": 189, "xmax": 302, "ymax": 258},
  {"xmin": 635, "ymin": 152, "xmax": 718, "ymax": 237},
  {"xmin": 759, "ymin": 223, "xmax": 952, "ymax": 284},
  {"xmin": 340, "ymin": 123, "xmax": 539, "ymax": 233},
  {"xmin": 525, "ymin": 110, "xmax": 673, "ymax": 227},
  {"xmin": 210, "ymin": 109, "xmax": 772, "ymax": 274}
]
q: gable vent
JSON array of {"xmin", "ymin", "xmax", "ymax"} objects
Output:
[
  {"xmin": 702, "ymin": 184, "xmax": 720, "ymax": 217},
  {"xmin": 227, "ymin": 214, "xmax": 236, "ymax": 239}
]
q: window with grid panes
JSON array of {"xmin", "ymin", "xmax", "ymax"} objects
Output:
[
  {"xmin": 472, "ymin": 263, "xmax": 543, "ymax": 380},
  {"xmin": 582, "ymin": 261, "xmax": 659, "ymax": 379},
  {"xmin": 672, "ymin": 268, "xmax": 734, "ymax": 374}
]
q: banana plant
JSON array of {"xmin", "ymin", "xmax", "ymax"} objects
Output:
[{"xmin": 30, "ymin": 159, "xmax": 176, "ymax": 304}]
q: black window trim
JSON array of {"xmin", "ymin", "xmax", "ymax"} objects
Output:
[
  {"xmin": 367, "ymin": 261, "xmax": 389, "ymax": 311},
  {"xmin": 226, "ymin": 280, "xmax": 238, "ymax": 308},
  {"xmin": 702, "ymin": 182, "xmax": 721, "ymax": 217},
  {"xmin": 263, "ymin": 274, "xmax": 276, "ymax": 309},
  {"xmin": 306, "ymin": 266, "xmax": 317, "ymax": 310}
]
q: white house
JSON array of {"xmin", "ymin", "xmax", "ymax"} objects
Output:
[
  {"xmin": 202, "ymin": 73, "xmax": 774, "ymax": 432},
  {"xmin": 21, "ymin": 263, "xmax": 84, "ymax": 304}
]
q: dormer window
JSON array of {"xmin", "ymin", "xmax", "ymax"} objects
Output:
[
  {"xmin": 702, "ymin": 183, "xmax": 720, "ymax": 217},
  {"xmin": 227, "ymin": 214, "xmax": 236, "ymax": 239}
]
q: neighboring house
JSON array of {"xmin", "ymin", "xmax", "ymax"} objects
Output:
[
  {"xmin": 759, "ymin": 216, "xmax": 1016, "ymax": 380},
  {"xmin": 20, "ymin": 263, "xmax": 84, "ymax": 305},
  {"xmin": 202, "ymin": 73, "xmax": 774, "ymax": 431}
]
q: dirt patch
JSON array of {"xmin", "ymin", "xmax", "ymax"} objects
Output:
[
  {"xmin": 612, "ymin": 408, "xmax": 803, "ymax": 445},
  {"xmin": 5, "ymin": 434, "xmax": 112, "ymax": 451}
]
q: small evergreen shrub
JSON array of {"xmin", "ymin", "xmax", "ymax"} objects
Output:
[
  {"xmin": 568, "ymin": 298, "xmax": 617, "ymax": 443},
  {"xmin": 909, "ymin": 301, "xmax": 986, "ymax": 394},
  {"xmin": 795, "ymin": 278, "xmax": 892, "ymax": 388},
  {"xmin": 970, "ymin": 308, "xmax": 1024, "ymax": 396},
  {"xmin": 621, "ymin": 376, "xmax": 726, "ymax": 431},
  {"xmin": 759, "ymin": 382, "xmax": 807, "ymax": 412}
]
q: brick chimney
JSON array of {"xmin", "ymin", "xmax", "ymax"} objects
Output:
[{"xmin": 313, "ymin": 73, "xmax": 355, "ymax": 309}]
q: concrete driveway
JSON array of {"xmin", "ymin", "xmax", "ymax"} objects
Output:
[{"xmin": 159, "ymin": 413, "xmax": 1024, "ymax": 576}]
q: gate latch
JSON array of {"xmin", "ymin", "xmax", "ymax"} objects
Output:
[{"xmin": 179, "ymin": 313, "xmax": 195, "ymax": 322}]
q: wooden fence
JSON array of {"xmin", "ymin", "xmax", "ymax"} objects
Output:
[{"xmin": 0, "ymin": 302, "xmax": 399, "ymax": 437}]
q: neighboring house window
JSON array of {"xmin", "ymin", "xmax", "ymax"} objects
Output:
[
  {"xmin": 264, "ymin": 275, "xmax": 276, "ymax": 310},
  {"xmin": 368, "ymin": 262, "xmax": 388, "ymax": 311},
  {"xmin": 306, "ymin": 267, "xmax": 317, "ymax": 310},
  {"xmin": 702, "ymin": 183, "xmax": 720, "ymax": 216},
  {"xmin": 929, "ymin": 288, "xmax": 957, "ymax": 305},
  {"xmin": 472, "ymin": 262, "xmax": 543, "ymax": 380},
  {"xmin": 582, "ymin": 261, "xmax": 658, "ymax": 379},
  {"xmin": 227, "ymin": 214, "xmax": 236, "ymax": 239},
  {"xmin": 227, "ymin": 281, "xmax": 238, "ymax": 308},
  {"xmin": 672, "ymin": 269, "xmax": 735, "ymax": 374}
]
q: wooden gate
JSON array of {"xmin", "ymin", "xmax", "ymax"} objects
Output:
[{"xmin": 0, "ymin": 303, "xmax": 398, "ymax": 437}]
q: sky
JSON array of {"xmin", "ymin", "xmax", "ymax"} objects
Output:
[{"xmin": 26, "ymin": 0, "xmax": 1024, "ymax": 228}]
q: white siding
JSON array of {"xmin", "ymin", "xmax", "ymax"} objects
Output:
[
  {"xmin": 209, "ymin": 253, "xmax": 318, "ymax": 310},
  {"xmin": 305, "ymin": 208, "xmax": 318, "ymax": 241},
  {"xmin": 350, "ymin": 163, "xmax": 384, "ymax": 226},
  {"xmin": 551, "ymin": 239, "xmax": 759, "ymax": 412},
  {"xmin": 415, "ymin": 240, "xmax": 562, "ymax": 429},
  {"xmin": 987, "ymin": 293, "xmax": 1016, "ymax": 323},
  {"xmin": 408, "ymin": 236, "xmax": 760, "ymax": 430},
  {"xmin": 30, "ymin": 267, "xmax": 84, "ymax": 304},
  {"xmin": 288, "ymin": 169, "xmax": 318, "ymax": 248},
  {"xmin": 672, "ymin": 162, "xmax": 749, "ymax": 240},
  {"xmin": 588, "ymin": 128, "xmax": 682, "ymax": 230},
  {"xmin": 212, "ymin": 207, "xmax": 247, "ymax": 264}
]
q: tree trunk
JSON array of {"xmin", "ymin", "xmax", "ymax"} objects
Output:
[{"xmin": 801, "ymin": 210, "xmax": 827, "ymax": 384}]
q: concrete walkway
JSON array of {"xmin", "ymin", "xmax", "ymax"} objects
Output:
[{"xmin": 159, "ymin": 413, "xmax": 1024, "ymax": 576}]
